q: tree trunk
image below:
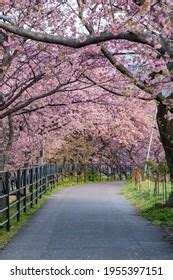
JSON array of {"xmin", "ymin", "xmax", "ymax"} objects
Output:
[
  {"xmin": 0, "ymin": 115, "xmax": 14, "ymax": 172},
  {"xmin": 157, "ymin": 102, "xmax": 173, "ymax": 206},
  {"xmin": 0, "ymin": 119, "xmax": 6, "ymax": 171}
]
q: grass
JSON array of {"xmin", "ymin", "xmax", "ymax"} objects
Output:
[
  {"xmin": 120, "ymin": 180, "xmax": 173, "ymax": 231},
  {"xmin": 3, "ymin": 176, "xmax": 171, "ymax": 249},
  {"xmin": 0, "ymin": 174, "xmax": 111, "ymax": 250}
]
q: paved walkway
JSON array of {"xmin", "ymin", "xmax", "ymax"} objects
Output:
[{"xmin": 0, "ymin": 182, "xmax": 173, "ymax": 259}]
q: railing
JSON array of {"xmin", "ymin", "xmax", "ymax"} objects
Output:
[
  {"xmin": 0, "ymin": 163, "xmax": 131, "ymax": 231},
  {"xmin": 0, "ymin": 164, "xmax": 59, "ymax": 231}
]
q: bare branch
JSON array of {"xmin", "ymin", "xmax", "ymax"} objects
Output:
[
  {"xmin": 84, "ymin": 74, "xmax": 155, "ymax": 101},
  {"xmin": 0, "ymin": 21, "xmax": 154, "ymax": 49},
  {"xmin": 100, "ymin": 45, "xmax": 152, "ymax": 94},
  {"xmin": 0, "ymin": 73, "xmax": 45, "ymax": 111}
]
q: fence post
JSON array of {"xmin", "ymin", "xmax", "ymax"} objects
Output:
[
  {"xmin": 77, "ymin": 167, "xmax": 79, "ymax": 183},
  {"xmin": 45, "ymin": 165, "xmax": 48, "ymax": 191},
  {"xmin": 56, "ymin": 164, "xmax": 59, "ymax": 184},
  {"xmin": 5, "ymin": 172, "xmax": 10, "ymax": 231},
  {"xmin": 23, "ymin": 169, "xmax": 27, "ymax": 213},
  {"xmin": 30, "ymin": 168, "xmax": 33, "ymax": 208},
  {"xmin": 42, "ymin": 165, "xmax": 46, "ymax": 193},
  {"xmin": 47, "ymin": 165, "xmax": 50, "ymax": 190},
  {"xmin": 53, "ymin": 164, "xmax": 56, "ymax": 187},
  {"xmin": 107, "ymin": 164, "xmax": 109, "ymax": 181},
  {"xmin": 99, "ymin": 164, "xmax": 102, "ymax": 181},
  {"xmin": 16, "ymin": 169, "xmax": 21, "ymax": 222},
  {"xmin": 39, "ymin": 166, "xmax": 42, "ymax": 198},
  {"xmin": 84, "ymin": 164, "xmax": 86, "ymax": 183},
  {"xmin": 35, "ymin": 167, "xmax": 38, "ymax": 204},
  {"xmin": 50, "ymin": 164, "xmax": 53, "ymax": 190}
]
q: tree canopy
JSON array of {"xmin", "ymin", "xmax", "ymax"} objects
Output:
[{"xmin": 0, "ymin": 0, "xmax": 172, "ymax": 174}]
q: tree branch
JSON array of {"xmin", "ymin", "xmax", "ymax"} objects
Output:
[
  {"xmin": 0, "ymin": 73, "xmax": 45, "ymax": 111},
  {"xmin": 0, "ymin": 21, "xmax": 154, "ymax": 49},
  {"xmin": 0, "ymin": 79, "xmax": 96, "ymax": 118},
  {"xmin": 84, "ymin": 74, "xmax": 155, "ymax": 101}
]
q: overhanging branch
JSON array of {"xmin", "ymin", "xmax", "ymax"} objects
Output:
[{"xmin": 0, "ymin": 21, "xmax": 154, "ymax": 49}]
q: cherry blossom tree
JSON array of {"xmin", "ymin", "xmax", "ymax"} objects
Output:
[
  {"xmin": 0, "ymin": 0, "xmax": 172, "ymax": 184},
  {"xmin": 10, "ymin": 88, "xmax": 160, "ymax": 174}
]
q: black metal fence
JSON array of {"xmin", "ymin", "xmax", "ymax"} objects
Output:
[
  {"xmin": 0, "ymin": 163, "xmax": 131, "ymax": 231},
  {"xmin": 0, "ymin": 164, "xmax": 60, "ymax": 231}
]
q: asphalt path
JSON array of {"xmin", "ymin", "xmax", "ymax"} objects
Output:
[{"xmin": 0, "ymin": 182, "xmax": 173, "ymax": 259}]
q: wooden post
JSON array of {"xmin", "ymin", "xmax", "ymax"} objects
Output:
[
  {"xmin": 35, "ymin": 167, "xmax": 38, "ymax": 204},
  {"xmin": 16, "ymin": 169, "xmax": 21, "ymax": 222},
  {"xmin": 23, "ymin": 169, "xmax": 27, "ymax": 213},
  {"xmin": 5, "ymin": 172, "xmax": 10, "ymax": 231},
  {"xmin": 30, "ymin": 168, "xmax": 33, "ymax": 208}
]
